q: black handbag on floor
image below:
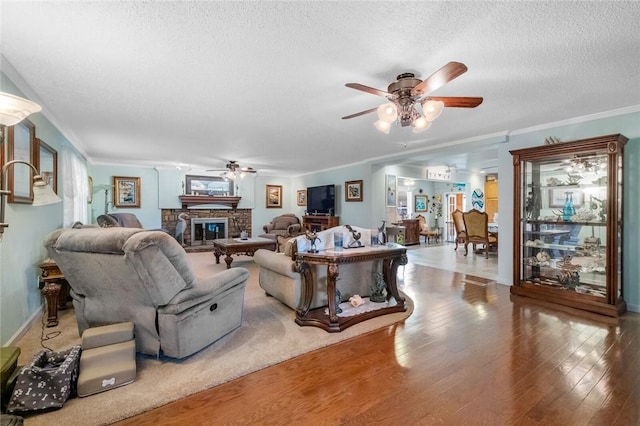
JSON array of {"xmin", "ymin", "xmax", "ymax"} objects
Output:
[{"xmin": 6, "ymin": 345, "xmax": 81, "ymax": 414}]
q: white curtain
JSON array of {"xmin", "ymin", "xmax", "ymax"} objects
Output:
[{"xmin": 61, "ymin": 146, "xmax": 89, "ymax": 226}]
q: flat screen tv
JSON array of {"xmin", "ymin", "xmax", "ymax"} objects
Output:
[{"xmin": 306, "ymin": 184, "xmax": 336, "ymax": 215}]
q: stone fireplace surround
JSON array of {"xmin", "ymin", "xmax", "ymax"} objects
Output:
[{"xmin": 161, "ymin": 208, "xmax": 251, "ymax": 252}]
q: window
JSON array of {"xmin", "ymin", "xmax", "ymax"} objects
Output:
[{"xmin": 61, "ymin": 146, "xmax": 88, "ymax": 226}]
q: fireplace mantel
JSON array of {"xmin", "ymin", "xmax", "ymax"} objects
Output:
[{"xmin": 179, "ymin": 195, "xmax": 241, "ymax": 209}]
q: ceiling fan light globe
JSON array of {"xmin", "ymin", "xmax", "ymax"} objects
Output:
[
  {"xmin": 374, "ymin": 120, "xmax": 391, "ymax": 134},
  {"xmin": 412, "ymin": 116, "xmax": 431, "ymax": 133},
  {"xmin": 421, "ymin": 100, "xmax": 444, "ymax": 121},
  {"xmin": 377, "ymin": 102, "xmax": 398, "ymax": 123}
]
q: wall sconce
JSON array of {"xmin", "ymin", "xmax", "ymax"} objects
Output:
[
  {"xmin": 0, "ymin": 92, "xmax": 42, "ymax": 126},
  {"xmin": 0, "ymin": 91, "xmax": 54, "ymax": 240},
  {"xmin": 0, "ymin": 160, "xmax": 61, "ymax": 240}
]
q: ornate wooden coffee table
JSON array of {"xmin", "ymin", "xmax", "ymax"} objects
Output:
[{"xmin": 213, "ymin": 237, "xmax": 276, "ymax": 269}]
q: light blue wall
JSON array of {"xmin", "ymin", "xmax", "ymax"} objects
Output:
[
  {"xmin": 290, "ymin": 162, "xmax": 375, "ymax": 228},
  {"xmin": 252, "ymin": 175, "xmax": 295, "ymax": 235},
  {"xmin": 89, "ymin": 165, "xmax": 260, "ymax": 230},
  {"xmin": 89, "ymin": 165, "xmax": 162, "ymax": 228},
  {"xmin": 1, "ymin": 73, "xmax": 69, "ymax": 344}
]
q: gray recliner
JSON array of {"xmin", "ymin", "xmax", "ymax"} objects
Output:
[
  {"xmin": 97, "ymin": 212, "xmax": 169, "ymax": 233},
  {"xmin": 44, "ymin": 227, "xmax": 249, "ymax": 359},
  {"xmin": 96, "ymin": 213, "xmax": 145, "ymax": 228}
]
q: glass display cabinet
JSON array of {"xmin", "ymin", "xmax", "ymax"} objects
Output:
[{"xmin": 510, "ymin": 134, "xmax": 628, "ymax": 318}]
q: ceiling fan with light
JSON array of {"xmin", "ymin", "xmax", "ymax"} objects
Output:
[
  {"xmin": 342, "ymin": 61, "xmax": 483, "ymax": 134},
  {"xmin": 206, "ymin": 160, "xmax": 257, "ymax": 179}
]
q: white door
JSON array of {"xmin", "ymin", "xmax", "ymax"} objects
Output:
[{"xmin": 444, "ymin": 192, "xmax": 466, "ymax": 242}]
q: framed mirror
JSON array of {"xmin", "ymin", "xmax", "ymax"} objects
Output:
[
  {"xmin": 7, "ymin": 118, "xmax": 36, "ymax": 203},
  {"xmin": 185, "ymin": 175, "xmax": 233, "ymax": 196},
  {"xmin": 37, "ymin": 138, "xmax": 58, "ymax": 194}
]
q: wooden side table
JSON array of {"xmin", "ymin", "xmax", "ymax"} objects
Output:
[{"xmin": 39, "ymin": 258, "xmax": 70, "ymax": 327}]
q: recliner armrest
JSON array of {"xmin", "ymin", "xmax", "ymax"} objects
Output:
[
  {"xmin": 264, "ymin": 224, "xmax": 275, "ymax": 233},
  {"xmin": 287, "ymin": 224, "xmax": 301, "ymax": 235},
  {"xmin": 161, "ymin": 268, "xmax": 249, "ymax": 314}
]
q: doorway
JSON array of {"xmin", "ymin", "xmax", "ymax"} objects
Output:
[{"xmin": 444, "ymin": 192, "xmax": 466, "ymax": 242}]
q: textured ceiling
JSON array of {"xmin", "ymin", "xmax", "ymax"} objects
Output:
[{"xmin": 1, "ymin": 1, "xmax": 639, "ymax": 176}]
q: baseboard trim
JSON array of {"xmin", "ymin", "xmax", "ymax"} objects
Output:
[{"xmin": 5, "ymin": 305, "xmax": 44, "ymax": 346}]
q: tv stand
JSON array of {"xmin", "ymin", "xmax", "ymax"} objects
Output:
[{"xmin": 302, "ymin": 215, "xmax": 339, "ymax": 232}]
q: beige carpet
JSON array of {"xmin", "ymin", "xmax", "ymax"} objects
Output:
[{"xmin": 14, "ymin": 252, "xmax": 413, "ymax": 426}]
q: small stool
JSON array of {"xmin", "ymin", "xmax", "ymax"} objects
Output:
[{"xmin": 77, "ymin": 323, "xmax": 136, "ymax": 397}]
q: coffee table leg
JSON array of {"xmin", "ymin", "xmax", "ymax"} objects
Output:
[
  {"xmin": 213, "ymin": 247, "xmax": 222, "ymax": 264},
  {"xmin": 224, "ymin": 254, "xmax": 233, "ymax": 269}
]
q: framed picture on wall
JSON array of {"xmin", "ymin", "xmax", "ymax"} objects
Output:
[
  {"xmin": 385, "ymin": 174, "xmax": 396, "ymax": 207},
  {"xmin": 415, "ymin": 195, "xmax": 428, "ymax": 212},
  {"xmin": 113, "ymin": 176, "xmax": 141, "ymax": 208},
  {"xmin": 37, "ymin": 138, "xmax": 58, "ymax": 194},
  {"xmin": 297, "ymin": 189, "xmax": 306, "ymax": 206},
  {"xmin": 345, "ymin": 180, "xmax": 363, "ymax": 202},
  {"xmin": 7, "ymin": 118, "xmax": 36, "ymax": 203},
  {"xmin": 266, "ymin": 184, "xmax": 282, "ymax": 208}
]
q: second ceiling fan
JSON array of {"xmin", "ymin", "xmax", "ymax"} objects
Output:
[
  {"xmin": 206, "ymin": 161, "xmax": 257, "ymax": 179},
  {"xmin": 342, "ymin": 61, "xmax": 483, "ymax": 134}
]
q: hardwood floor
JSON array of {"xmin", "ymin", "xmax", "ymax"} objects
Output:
[{"xmin": 115, "ymin": 260, "xmax": 640, "ymax": 425}]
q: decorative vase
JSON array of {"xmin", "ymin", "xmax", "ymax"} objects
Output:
[{"xmin": 562, "ymin": 192, "xmax": 576, "ymax": 221}]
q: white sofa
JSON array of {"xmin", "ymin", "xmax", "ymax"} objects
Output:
[{"xmin": 253, "ymin": 225, "xmax": 381, "ymax": 310}]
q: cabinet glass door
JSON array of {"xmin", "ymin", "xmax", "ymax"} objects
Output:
[{"xmin": 520, "ymin": 153, "xmax": 608, "ymax": 298}]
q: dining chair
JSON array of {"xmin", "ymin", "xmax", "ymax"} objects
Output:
[
  {"xmin": 416, "ymin": 214, "xmax": 439, "ymax": 244},
  {"xmin": 462, "ymin": 209, "xmax": 498, "ymax": 258},
  {"xmin": 451, "ymin": 209, "xmax": 467, "ymax": 251}
]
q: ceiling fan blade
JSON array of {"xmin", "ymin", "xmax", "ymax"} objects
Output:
[
  {"xmin": 427, "ymin": 96, "xmax": 483, "ymax": 108},
  {"xmin": 345, "ymin": 83, "xmax": 390, "ymax": 97},
  {"xmin": 342, "ymin": 107, "xmax": 378, "ymax": 120},
  {"xmin": 411, "ymin": 62, "xmax": 468, "ymax": 96}
]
